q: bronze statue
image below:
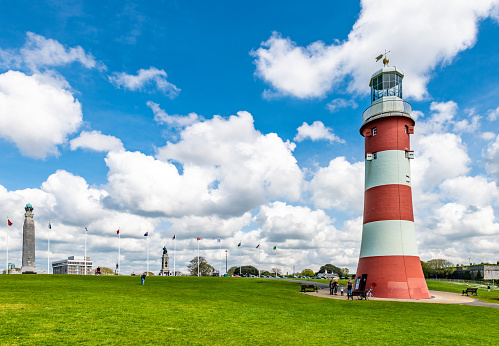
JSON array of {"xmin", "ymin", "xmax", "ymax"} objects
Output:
[{"xmin": 163, "ymin": 246, "xmax": 168, "ymax": 254}]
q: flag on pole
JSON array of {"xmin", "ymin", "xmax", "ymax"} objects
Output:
[
  {"xmin": 144, "ymin": 232, "xmax": 148, "ymax": 237},
  {"xmin": 256, "ymin": 244, "xmax": 260, "ymax": 248},
  {"xmin": 85, "ymin": 226, "xmax": 88, "ymax": 232},
  {"xmin": 237, "ymin": 242, "xmax": 241, "ymax": 247},
  {"xmin": 49, "ymin": 222, "xmax": 52, "ymax": 229},
  {"xmin": 217, "ymin": 238, "xmax": 221, "ymax": 243},
  {"xmin": 273, "ymin": 246, "xmax": 277, "ymax": 250},
  {"xmin": 116, "ymin": 229, "xmax": 119, "ymax": 235},
  {"xmin": 197, "ymin": 236, "xmax": 201, "ymax": 241},
  {"xmin": 172, "ymin": 234, "xmax": 176, "ymax": 240},
  {"xmin": 7, "ymin": 219, "xmax": 12, "ymax": 226}
]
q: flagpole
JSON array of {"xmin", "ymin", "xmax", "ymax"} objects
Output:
[
  {"xmin": 219, "ymin": 238, "xmax": 221, "ymax": 277},
  {"xmin": 275, "ymin": 250, "xmax": 277, "ymax": 278},
  {"xmin": 47, "ymin": 221, "xmax": 50, "ymax": 274},
  {"xmin": 173, "ymin": 235, "xmax": 176, "ymax": 276},
  {"xmin": 258, "ymin": 246, "xmax": 261, "ymax": 278},
  {"xmin": 118, "ymin": 228, "xmax": 120, "ymax": 275},
  {"xmin": 84, "ymin": 228, "xmax": 87, "ymax": 275},
  {"xmin": 146, "ymin": 234, "xmax": 149, "ymax": 276},
  {"xmin": 197, "ymin": 238, "xmax": 200, "ymax": 277},
  {"xmin": 239, "ymin": 241, "xmax": 241, "ymax": 277},
  {"xmin": 6, "ymin": 218, "xmax": 9, "ymax": 275}
]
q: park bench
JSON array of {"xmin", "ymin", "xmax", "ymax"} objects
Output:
[
  {"xmin": 462, "ymin": 288, "xmax": 478, "ymax": 296},
  {"xmin": 301, "ymin": 284, "xmax": 318, "ymax": 293},
  {"xmin": 350, "ymin": 290, "xmax": 366, "ymax": 300}
]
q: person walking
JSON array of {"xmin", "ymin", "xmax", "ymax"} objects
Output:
[
  {"xmin": 141, "ymin": 273, "xmax": 146, "ymax": 285},
  {"xmin": 488, "ymin": 284, "xmax": 491, "ymax": 292},
  {"xmin": 347, "ymin": 278, "xmax": 353, "ymax": 300}
]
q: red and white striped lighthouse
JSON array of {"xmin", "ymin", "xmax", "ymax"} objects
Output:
[{"xmin": 354, "ymin": 58, "xmax": 430, "ymax": 299}]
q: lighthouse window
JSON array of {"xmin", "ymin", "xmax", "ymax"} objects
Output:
[
  {"xmin": 371, "ymin": 72, "xmax": 403, "ymax": 102},
  {"xmin": 372, "ymin": 127, "xmax": 377, "ymax": 136},
  {"xmin": 373, "ymin": 152, "xmax": 377, "ymax": 159}
]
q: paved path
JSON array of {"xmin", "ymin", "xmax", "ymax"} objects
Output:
[{"xmin": 281, "ymin": 279, "xmax": 499, "ymax": 308}]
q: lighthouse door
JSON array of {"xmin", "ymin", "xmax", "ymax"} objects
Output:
[{"xmin": 360, "ymin": 274, "xmax": 368, "ymax": 291}]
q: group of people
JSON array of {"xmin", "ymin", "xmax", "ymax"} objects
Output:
[{"xmin": 329, "ymin": 277, "xmax": 354, "ymax": 299}]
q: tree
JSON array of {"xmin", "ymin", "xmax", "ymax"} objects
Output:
[
  {"xmin": 340, "ymin": 268, "xmax": 349, "ymax": 278},
  {"xmin": 261, "ymin": 270, "xmax": 271, "ymax": 276},
  {"xmin": 463, "ymin": 270, "xmax": 472, "ymax": 280},
  {"xmin": 424, "ymin": 259, "xmax": 455, "ymax": 278},
  {"xmin": 98, "ymin": 266, "xmax": 115, "ymax": 275},
  {"xmin": 300, "ymin": 269, "xmax": 315, "ymax": 277},
  {"xmin": 316, "ymin": 264, "xmax": 343, "ymax": 276},
  {"xmin": 143, "ymin": 271, "xmax": 155, "ymax": 276},
  {"xmin": 234, "ymin": 265, "xmax": 259, "ymax": 276},
  {"xmin": 475, "ymin": 270, "xmax": 483, "ymax": 280},
  {"xmin": 227, "ymin": 266, "xmax": 238, "ymax": 276},
  {"xmin": 187, "ymin": 257, "xmax": 215, "ymax": 276},
  {"xmin": 271, "ymin": 268, "xmax": 281, "ymax": 275}
]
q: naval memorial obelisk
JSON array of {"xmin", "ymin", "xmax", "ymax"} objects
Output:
[{"xmin": 21, "ymin": 203, "xmax": 38, "ymax": 274}]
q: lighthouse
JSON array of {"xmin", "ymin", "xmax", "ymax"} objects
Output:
[{"xmin": 354, "ymin": 56, "xmax": 430, "ymax": 299}]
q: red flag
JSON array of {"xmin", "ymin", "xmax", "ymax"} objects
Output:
[
  {"xmin": 7, "ymin": 219, "xmax": 12, "ymax": 226},
  {"xmin": 197, "ymin": 236, "xmax": 201, "ymax": 241},
  {"xmin": 117, "ymin": 229, "xmax": 120, "ymax": 235}
]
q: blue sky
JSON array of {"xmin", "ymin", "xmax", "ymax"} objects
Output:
[{"xmin": 1, "ymin": 0, "xmax": 499, "ymax": 275}]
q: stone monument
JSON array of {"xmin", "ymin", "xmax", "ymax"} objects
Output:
[
  {"xmin": 159, "ymin": 246, "xmax": 170, "ymax": 276},
  {"xmin": 21, "ymin": 203, "xmax": 38, "ymax": 274}
]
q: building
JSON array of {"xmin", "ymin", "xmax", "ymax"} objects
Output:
[
  {"xmin": 52, "ymin": 256, "xmax": 93, "ymax": 275},
  {"xmin": 354, "ymin": 56, "xmax": 430, "ymax": 299},
  {"xmin": 454, "ymin": 265, "xmax": 499, "ymax": 280}
]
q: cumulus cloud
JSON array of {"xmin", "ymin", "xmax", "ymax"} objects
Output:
[
  {"xmin": 326, "ymin": 98, "xmax": 358, "ymax": 113},
  {"xmin": 70, "ymin": 130, "xmax": 124, "ymax": 153},
  {"xmin": 109, "ymin": 67, "xmax": 180, "ymax": 97},
  {"xmin": 252, "ymin": 0, "xmax": 499, "ymax": 100},
  {"xmin": 294, "ymin": 121, "xmax": 344, "ymax": 143},
  {"xmin": 487, "ymin": 106, "xmax": 499, "ymax": 121},
  {"xmin": 0, "ymin": 32, "xmax": 102, "ymax": 71},
  {"xmin": 439, "ymin": 176, "xmax": 499, "ymax": 207},
  {"xmin": 308, "ymin": 157, "xmax": 364, "ymax": 211},
  {"xmin": 483, "ymin": 134, "xmax": 499, "ymax": 180},
  {"xmin": 0, "ymin": 71, "xmax": 82, "ymax": 158},
  {"xmin": 146, "ymin": 101, "xmax": 199, "ymax": 127}
]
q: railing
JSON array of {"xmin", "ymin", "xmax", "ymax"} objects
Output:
[
  {"xmin": 426, "ymin": 278, "xmax": 496, "ymax": 286},
  {"xmin": 362, "ymin": 100, "xmax": 412, "ymax": 122}
]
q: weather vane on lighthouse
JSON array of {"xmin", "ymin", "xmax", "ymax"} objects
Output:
[{"xmin": 375, "ymin": 50, "xmax": 390, "ymax": 66}]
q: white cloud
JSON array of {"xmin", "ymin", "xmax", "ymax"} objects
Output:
[
  {"xmin": 487, "ymin": 106, "xmax": 499, "ymax": 121},
  {"xmin": 412, "ymin": 132, "xmax": 471, "ymax": 190},
  {"xmin": 146, "ymin": 101, "xmax": 199, "ymax": 127},
  {"xmin": 0, "ymin": 32, "xmax": 102, "ymax": 71},
  {"xmin": 70, "ymin": 130, "xmax": 124, "ymax": 153},
  {"xmin": 481, "ymin": 132, "xmax": 496, "ymax": 140},
  {"xmin": 294, "ymin": 121, "xmax": 344, "ymax": 143},
  {"xmin": 156, "ymin": 111, "xmax": 303, "ymax": 211},
  {"xmin": 252, "ymin": 1, "xmax": 499, "ymax": 100},
  {"xmin": 326, "ymin": 98, "xmax": 358, "ymax": 113},
  {"xmin": 109, "ymin": 67, "xmax": 180, "ymax": 97},
  {"xmin": 483, "ymin": 134, "xmax": 499, "ymax": 180},
  {"xmin": 439, "ymin": 176, "xmax": 499, "ymax": 207},
  {"xmin": 20, "ymin": 32, "xmax": 100, "ymax": 70},
  {"xmin": 0, "ymin": 71, "xmax": 82, "ymax": 158},
  {"xmin": 308, "ymin": 157, "xmax": 364, "ymax": 211}
]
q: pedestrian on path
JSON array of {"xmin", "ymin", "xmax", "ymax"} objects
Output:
[
  {"xmin": 488, "ymin": 284, "xmax": 491, "ymax": 292},
  {"xmin": 347, "ymin": 278, "xmax": 353, "ymax": 300},
  {"xmin": 141, "ymin": 273, "xmax": 146, "ymax": 285}
]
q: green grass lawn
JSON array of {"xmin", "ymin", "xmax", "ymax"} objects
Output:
[
  {"xmin": 0, "ymin": 275, "xmax": 497, "ymax": 345},
  {"xmin": 426, "ymin": 280, "xmax": 499, "ymax": 304}
]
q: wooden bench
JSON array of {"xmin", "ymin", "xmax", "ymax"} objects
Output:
[
  {"xmin": 350, "ymin": 290, "xmax": 366, "ymax": 300},
  {"xmin": 301, "ymin": 284, "xmax": 318, "ymax": 293},
  {"xmin": 462, "ymin": 287, "xmax": 478, "ymax": 296}
]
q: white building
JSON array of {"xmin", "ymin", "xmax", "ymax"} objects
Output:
[{"xmin": 52, "ymin": 256, "xmax": 93, "ymax": 275}]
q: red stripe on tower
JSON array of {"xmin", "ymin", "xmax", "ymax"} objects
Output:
[{"xmin": 355, "ymin": 58, "xmax": 430, "ymax": 299}]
